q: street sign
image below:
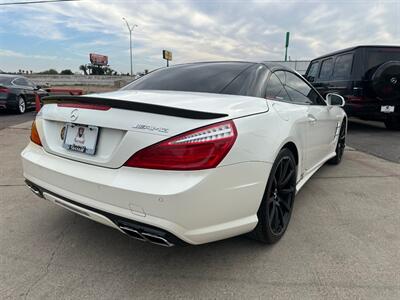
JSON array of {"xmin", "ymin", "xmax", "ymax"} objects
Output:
[
  {"xmin": 285, "ymin": 32, "xmax": 290, "ymax": 48},
  {"xmin": 284, "ymin": 32, "xmax": 290, "ymax": 61},
  {"xmin": 163, "ymin": 50, "xmax": 172, "ymax": 61},
  {"xmin": 163, "ymin": 50, "xmax": 172, "ymax": 66}
]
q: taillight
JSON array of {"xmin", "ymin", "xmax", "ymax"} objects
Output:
[
  {"xmin": 0, "ymin": 87, "xmax": 9, "ymax": 94},
  {"xmin": 124, "ymin": 120, "xmax": 237, "ymax": 170},
  {"xmin": 30, "ymin": 121, "xmax": 42, "ymax": 146},
  {"xmin": 346, "ymin": 96, "xmax": 365, "ymax": 102}
]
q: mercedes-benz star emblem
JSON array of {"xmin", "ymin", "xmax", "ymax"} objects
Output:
[
  {"xmin": 390, "ymin": 77, "xmax": 398, "ymax": 85},
  {"xmin": 70, "ymin": 109, "xmax": 79, "ymax": 121}
]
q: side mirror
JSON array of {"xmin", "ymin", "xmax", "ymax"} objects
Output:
[
  {"xmin": 34, "ymin": 85, "xmax": 41, "ymax": 90},
  {"xmin": 326, "ymin": 93, "xmax": 345, "ymax": 107}
]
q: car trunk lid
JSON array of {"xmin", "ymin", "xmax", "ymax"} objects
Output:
[{"xmin": 36, "ymin": 91, "xmax": 268, "ymax": 168}]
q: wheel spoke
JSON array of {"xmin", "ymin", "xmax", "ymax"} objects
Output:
[
  {"xmin": 272, "ymin": 177, "xmax": 278, "ymax": 191},
  {"xmin": 279, "ymin": 197, "xmax": 291, "ymax": 212},
  {"xmin": 273, "ymin": 207, "xmax": 280, "ymax": 230},
  {"xmin": 279, "ymin": 187, "xmax": 295, "ymax": 195},
  {"xmin": 279, "ymin": 169, "xmax": 294, "ymax": 188},
  {"xmin": 279, "ymin": 159, "xmax": 289, "ymax": 183},
  {"xmin": 276, "ymin": 161, "xmax": 284, "ymax": 184},
  {"xmin": 277, "ymin": 205, "xmax": 285, "ymax": 227},
  {"xmin": 269, "ymin": 200, "xmax": 276, "ymax": 221}
]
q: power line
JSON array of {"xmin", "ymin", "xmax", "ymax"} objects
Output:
[{"xmin": 0, "ymin": 0, "xmax": 80, "ymax": 5}]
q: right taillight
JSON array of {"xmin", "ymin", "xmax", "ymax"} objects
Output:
[
  {"xmin": 124, "ymin": 120, "xmax": 237, "ymax": 171},
  {"xmin": 30, "ymin": 121, "xmax": 42, "ymax": 146}
]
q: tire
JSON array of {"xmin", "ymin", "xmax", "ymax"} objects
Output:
[
  {"xmin": 250, "ymin": 148, "xmax": 297, "ymax": 244},
  {"xmin": 16, "ymin": 96, "xmax": 26, "ymax": 114},
  {"xmin": 328, "ymin": 120, "xmax": 346, "ymax": 165},
  {"xmin": 384, "ymin": 117, "xmax": 400, "ymax": 130}
]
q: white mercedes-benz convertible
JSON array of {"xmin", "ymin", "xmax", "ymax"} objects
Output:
[{"xmin": 22, "ymin": 62, "xmax": 347, "ymax": 246}]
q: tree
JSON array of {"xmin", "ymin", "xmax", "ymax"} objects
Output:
[
  {"xmin": 60, "ymin": 69, "xmax": 73, "ymax": 75},
  {"xmin": 79, "ymin": 65, "xmax": 88, "ymax": 75},
  {"xmin": 39, "ymin": 69, "xmax": 58, "ymax": 75}
]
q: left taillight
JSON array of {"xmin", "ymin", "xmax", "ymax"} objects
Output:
[
  {"xmin": 124, "ymin": 120, "xmax": 237, "ymax": 171},
  {"xmin": 0, "ymin": 87, "xmax": 9, "ymax": 94},
  {"xmin": 30, "ymin": 121, "xmax": 42, "ymax": 146}
]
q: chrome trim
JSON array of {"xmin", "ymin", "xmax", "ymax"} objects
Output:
[
  {"xmin": 141, "ymin": 232, "xmax": 174, "ymax": 247},
  {"xmin": 119, "ymin": 226, "xmax": 174, "ymax": 247},
  {"xmin": 119, "ymin": 226, "xmax": 147, "ymax": 242},
  {"xmin": 26, "ymin": 183, "xmax": 43, "ymax": 198}
]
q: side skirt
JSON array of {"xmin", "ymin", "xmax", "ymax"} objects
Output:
[{"xmin": 296, "ymin": 152, "xmax": 336, "ymax": 194}]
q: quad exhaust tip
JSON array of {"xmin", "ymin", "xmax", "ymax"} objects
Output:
[
  {"xmin": 119, "ymin": 226, "xmax": 174, "ymax": 247},
  {"xmin": 27, "ymin": 183, "xmax": 43, "ymax": 198}
]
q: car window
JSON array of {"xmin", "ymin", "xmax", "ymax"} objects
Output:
[
  {"xmin": 366, "ymin": 49, "xmax": 400, "ymax": 71},
  {"xmin": 13, "ymin": 78, "xmax": 29, "ymax": 86},
  {"xmin": 26, "ymin": 79, "xmax": 37, "ymax": 88},
  {"xmin": 333, "ymin": 53, "xmax": 353, "ymax": 80},
  {"xmin": 284, "ymin": 72, "xmax": 313, "ymax": 104},
  {"xmin": 222, "ymin": 64, "xmax": 268, "ymax": 98},
  {"xmin": 265, "ymin": 72, "xmax": 291, "ymax": 102},
  {"xmin": 319, "ymin": 58, "xmax": 333, "ymax": 80},
  {"xmin": 307, "ymin": 61, "xmax": 320, "ymax": 82},
  {"xmin": 123, "ymin": 62, "xmax": 255, "ymax": 96}
]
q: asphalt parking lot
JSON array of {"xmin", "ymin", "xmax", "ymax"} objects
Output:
[{"xmin": 1, "ymin": 114, "xmax": 400, "ymax": 299}]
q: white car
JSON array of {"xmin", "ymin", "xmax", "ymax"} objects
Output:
[{"xmin": 22, "ymin": 62, "xmax": 347, "ymax": 246}]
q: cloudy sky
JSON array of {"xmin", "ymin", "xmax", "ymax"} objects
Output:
[{"xmin": 0, "ymin": 0, "xmax": 399, "ymax": 73}]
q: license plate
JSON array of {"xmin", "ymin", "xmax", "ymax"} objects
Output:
[
  {"xmin": 62, "ymin": 123, "xmax": 99, "ymax": 155},
  {"xmin": 381, "ymin": 105, "xmax": 395, "ymax": 113}
]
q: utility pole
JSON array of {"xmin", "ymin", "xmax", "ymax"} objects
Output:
[{"xmin": 122, "ymin": 17, "xmax": 138, "ymax": 76}]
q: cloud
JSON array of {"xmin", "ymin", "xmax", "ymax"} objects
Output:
[
  {"xmin": 0, "ymin": 49, "xmax": 57, "ymax": 60},
  {"xmin": 0, "ymin": 0, "xmax": 399, "ymax": 72}
]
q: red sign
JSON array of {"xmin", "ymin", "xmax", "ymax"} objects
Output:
[{"xmin": 89, "ymin": 53, "xmax": 108, "ymax": 66}]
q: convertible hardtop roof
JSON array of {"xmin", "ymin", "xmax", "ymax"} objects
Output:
[
  {"xmin": 167, "ymin": 60, "xmax": 296, "ymax": 73},
  {"xmin": 312, "ymin": 45, "xmax": 400, "ymax": 61}
]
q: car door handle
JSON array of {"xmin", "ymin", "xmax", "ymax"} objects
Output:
[{"xmin": 308, "ymin": 114, "xmax": 317, "ymax": 125}]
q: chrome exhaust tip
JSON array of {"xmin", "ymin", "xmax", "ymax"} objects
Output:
[
  {"xmin": 26, "ymin": 183, "xmax": 43, "ymax": 198},
  {"xmin": 141, "ymin": 232, "xmax": 174, "ymax": 247},
  {"xmin": 119, "ymin": 225, "xmax": 174, "ymax": 247},
  {"xmin": 119, "ymin": 226, "xmax": 147, "ymax": 242}
]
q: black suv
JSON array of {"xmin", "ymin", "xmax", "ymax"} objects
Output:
[{"xmin": 305, "ymin": 45, "xmax": 400, "ymax": 129}]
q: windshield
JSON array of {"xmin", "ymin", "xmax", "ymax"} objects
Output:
[{"xmin": 123, "ymin": 62, "xmax": 261, "ymax": 96}]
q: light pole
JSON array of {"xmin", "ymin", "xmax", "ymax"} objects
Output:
[{"xmin": 122, "ymin": 17, "xmax": 138, "ymax": 76}]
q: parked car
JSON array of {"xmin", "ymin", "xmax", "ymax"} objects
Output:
[
  {"xmin": 0, "ymin": 74, "xmax": 48, "ymax": 114},
  {"xmin": 22, "ymin": 62, "xmax": 346, "ymax": 246},
  {"xmin": 305, "ymin": 45, "xmax": 400, "ymax": 130}
]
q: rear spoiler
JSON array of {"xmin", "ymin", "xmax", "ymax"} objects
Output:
[{"xmin": 41, "ymin": 95, "xmax": 228, "ymax": 120}]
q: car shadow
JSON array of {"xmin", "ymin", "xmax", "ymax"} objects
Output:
[{"xmin": 347, "ymin": 118, "xmax": 386, "ymax": 132}]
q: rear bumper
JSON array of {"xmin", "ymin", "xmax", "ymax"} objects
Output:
[
  {"xmin": 21, "ymin": 142, "xmax": 270, "ymax": 245},
  {"xmin": 0, "ymin": 100, "xmax": 6, "ymax": 109},
  {"xmin": 0, "ymin": 95, "xmax": 17, "ymax": 110},
  {"xmin": 345, "ymin": 101, "xmax": 400, "ymax": 120}
]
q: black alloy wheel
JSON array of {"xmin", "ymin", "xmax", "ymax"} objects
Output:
[
  {"xmin": 17, "ymin": 96, "xmax": 26, "ymax": 114},
  {"xmin": 250, "ymin": 148, "xmax": 297, "ymax": 244},
  {"xmin": 328, "ymin": 120, "xmax": 346, "ymax": 165}
]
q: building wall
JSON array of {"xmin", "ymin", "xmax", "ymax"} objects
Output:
[{"xmin": 25, "ymin": 74, "xmax": 134, "ymax": 87}]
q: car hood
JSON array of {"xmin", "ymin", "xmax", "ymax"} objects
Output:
[{"xmin": 86, "ymin": 90, "xmax": 269, "ymax": 118}]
